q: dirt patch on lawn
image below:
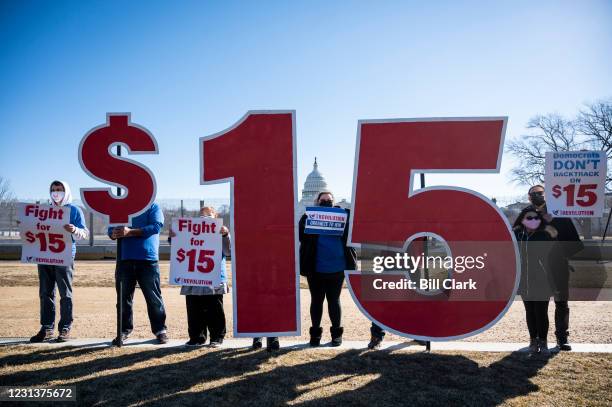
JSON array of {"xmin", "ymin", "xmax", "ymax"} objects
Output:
[
  {"xmin": 1, "ymin": 260, "xmax": 611, "ymax": 343},
  {"xmin": 2, "ymin": 286, "xmax": 610, "ymax": 344}
]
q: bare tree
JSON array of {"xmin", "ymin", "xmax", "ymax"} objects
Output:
[
  {"xmin": 0, "ymin": 176, "xmax": 15, "ymax": 205},
  {"xmin": 575, "ymin": 99, "xmax": 612, "ymax": 191},
  {"xmin": 506, "ymin": 113, "xmax": 582, "ymax": 186},
  {"xmin": 0, "ymin": 176, "xmax": 17, "ymax": 235}
]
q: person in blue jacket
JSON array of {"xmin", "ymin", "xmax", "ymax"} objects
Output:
[
  {"xmin": 108, "ymin": 203, "xmax": 168, "ymax": 344},
  {"xmin": 30, "ymin": 180, "xmax": 88, "ymax": 343}
]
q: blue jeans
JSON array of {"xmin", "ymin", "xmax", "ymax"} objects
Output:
[
  {"xmin": 38, "ymin": 264, "xmax": 74, "ymax": 331},
  {"xmin": 116, "ymin": 260, "xmax": 167, "ymax": 335}
]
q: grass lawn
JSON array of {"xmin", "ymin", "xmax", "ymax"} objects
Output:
[
  {"xmin": 1, "ymin": 345, "xmax": 610, "ymax": 406},
  {"xmin": 1, "ymin": 261, "xmax": 611, "ymax": 343}
]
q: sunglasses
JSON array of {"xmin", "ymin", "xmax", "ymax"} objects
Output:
[{"xmin": 525, "ymin": 216, "xmax": 540, "ymax": 221}]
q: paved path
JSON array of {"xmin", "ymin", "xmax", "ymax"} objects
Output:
[{"xmin": 1, "ymin": 338, "xmax": 611, "ymax": 353}]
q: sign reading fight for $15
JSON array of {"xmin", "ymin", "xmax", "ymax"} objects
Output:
[
  {"xmin": 18, "ymin": 203, "xmax": 72, "ymax": 266},
  {"xmin": 169, "ymin": 217, "xmax": 223, "ymax": 287}
]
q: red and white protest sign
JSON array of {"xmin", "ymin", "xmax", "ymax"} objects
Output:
[
  {"xmin": 545, "ymin": 151, "xmax": 607, "ymax": 218},
  {"xmin": 79, "ymin": 113, "xmax": 158, "ymax": 226},
  {"xmin": 18, "ymin": 203, "xmax": 73, "ymax": 266},
  {"xmin": 169, "ymin": 217, "xmax": 223, "ymax": 287}
]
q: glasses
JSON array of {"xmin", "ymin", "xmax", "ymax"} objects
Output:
[
  {"xmin": 525, "ymin": 216, "xmax": 540, "ymax": 220},
  {"xmin": 529, "ymin": 191, "xmax": 544, "ymax": 197}
]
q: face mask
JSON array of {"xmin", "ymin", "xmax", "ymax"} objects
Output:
[
  {"xmin": 530, "ymin": 194, "xmax": 545, "ymax": 206},
  {"xmin": 522, "ymin": 218, "xmax": 541, "ymax": 230},
  {"xmin": 319, "ymin": 200, "xmax": 333, "ymax": 207},
  {"xmin": 51, "ymin": 191, "xmax": 65, "ymax": 203}
]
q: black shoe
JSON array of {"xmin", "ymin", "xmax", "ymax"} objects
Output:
[
  {"xmin": 309, "ymin": 327, "xmax": 323, "ymax": 347},
  {"xmin": 185, "ymin": 338, "xmax": 205, "ymax": 347},
  {"xmin": 557, "ymin": 340, "xmax": 572, "ymax": 351},
  {"xmin": 156, "ymin": 332, "xmax": 169, "ymax": 344},
  {"xmin": 368, "ymin": 335, "xmax": 383, "ymax": 350},
  {"xmin": 30, "ymin": 329, "xmax": 53, "ymax": 343},
  {"xmin": 528, "ymin": 337, "xmax": 538, "ymax": 354},
  {"xmin": 538, "ymin": 339, "xmax": 551, "ymax": 356},
  {"xmin": 55, "ymin": 329, "xmax": 71, "ymax": 343},
  {"xmin": 267, "ymin": 337, "xmax": 280, "ymax": 352},
  {"xmin": 252, "ymin": 337, "xmax": 263, "ymax": 349},
  {"xmin": 330, "ymin": 327, "xmax": 343, "ymax": 347},
  {"xmin": 112, "ymin": 333, "xmax": 129, "ymax": 346}
]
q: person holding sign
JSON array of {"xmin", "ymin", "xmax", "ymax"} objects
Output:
[
  {"xmin": 169, "ymin": 206, "xmax": 231, "ymax": 347},
  {"xmin": 108, "ymin": 203, "xmax": 168, "ymax": 345},
  {"xmin": 29, "ymin": 181, "xmax": 88, "ymax": 343},
  {"xmin": 299, "ymin": 191, "xmax": 356, "ymax": 346},
  {"xmin": 514, "ymin": 185, "xmax": 584, "ymax": 351}
]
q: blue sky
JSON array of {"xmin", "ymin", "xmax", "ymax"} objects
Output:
[{"xmin": 1, "ymin": 0, "xmax": 610, "ymax": 205}]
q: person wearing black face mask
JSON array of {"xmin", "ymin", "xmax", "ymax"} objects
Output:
[
  {"xmin": 513, "ymin": 184, "xmax": 584, "ymax": 351},
  {"xmin": 299, "ymin": 191, "xmax": 357, "ymax": 346}
]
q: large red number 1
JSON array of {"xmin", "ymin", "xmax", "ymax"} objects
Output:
[
  {"xmin": 200, "ymin": 111, "xmax": 299, "ymax": 336},
  {"xmin": 347, "ymin": 118, "xmax": 519, "ymax": 340}
]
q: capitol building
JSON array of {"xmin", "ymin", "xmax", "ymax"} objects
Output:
[{"xmin": 297, "ymin": 158, "xmax": 351, "ymax": 216}]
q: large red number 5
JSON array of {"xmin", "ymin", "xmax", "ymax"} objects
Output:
[
  {"xmin": 200, "ymin": 111, "xmax": 299, "ymax": 336},
  {"xmin": 347, "ymin": 118, "xmax": 519, "ymax": 340}
]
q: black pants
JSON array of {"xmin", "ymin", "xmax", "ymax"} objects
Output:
[
  {"xmin": 523, "ymin": 300, "xmax": 549, "ymax": 340},
  {"xmin": 371, "ymin": 323, "xmax": 385, "ymax": 339},
  {"xmin": 552, "ymin": 265, "xmax": 570, "ymax": 341},
  {"xmin": 554, "ymin": 300, "xmax": 569, "ymax": 342},
  {"xmin": 185, "ymin": 295, "xmax": 226, "ymax": 342},
  {"xmin": 307, "ymin": 271, "xmax": 344, "ymax": 328}
]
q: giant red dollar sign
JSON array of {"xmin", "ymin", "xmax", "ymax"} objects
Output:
[{"xmin": 79, "ymin": 114, "xmax": 158, "ymax": 225}]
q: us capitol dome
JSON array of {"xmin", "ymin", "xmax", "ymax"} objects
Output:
[{"xmin": 297, "ymin": 157, "xmax": 350, "ymax": 216}]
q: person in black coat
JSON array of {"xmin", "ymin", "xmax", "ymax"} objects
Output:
[
  {"xmin": 514, "ymin": 208, "xmax": 558, "ymax": 355},
  {"xmin": 299, "ymin": 191, "xmax": 357, "ymax": 346},
  {"xmin": 514, "ymin": 185, "xmax": 584, "ymax": 350}
]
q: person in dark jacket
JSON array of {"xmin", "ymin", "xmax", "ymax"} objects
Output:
[
  {"xmin": 299, "ymin": 191, "xmax": 357, "ymax": 346},
  {"xmin": 514, "ymin": 208, "xmax": 558, "ymax": 355},
  {"xmin": 514, "ymin": 184, "xmax": 584, "ymax": 350}
]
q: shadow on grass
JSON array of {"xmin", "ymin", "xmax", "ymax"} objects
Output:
[{"xmin": 0, "ymin": 345, "xmax": 556, "ymax": 406}]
